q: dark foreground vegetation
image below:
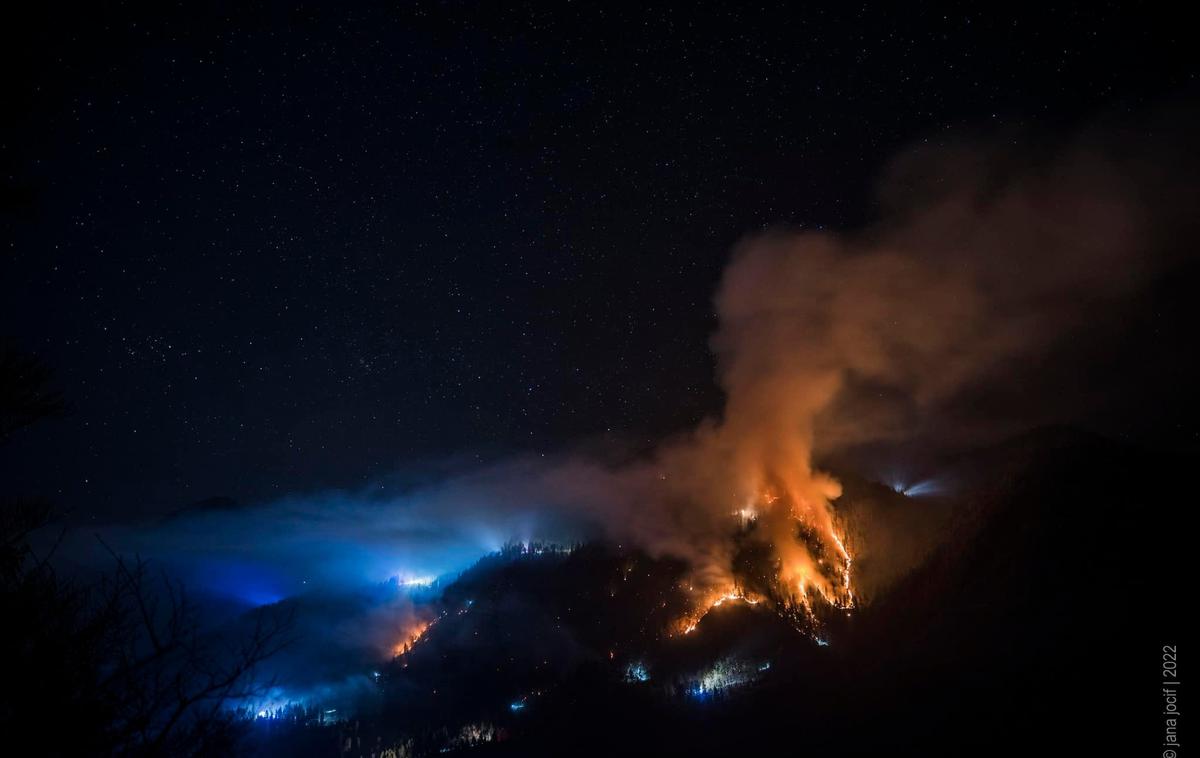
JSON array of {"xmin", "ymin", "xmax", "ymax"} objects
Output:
[{"xmin": 1, "ymin": 348, "xmax": 292, "ymax": 755}]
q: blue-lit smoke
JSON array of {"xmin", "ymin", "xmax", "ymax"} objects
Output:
[
  {"xmin": 887, "ymin": 477, "xmax": 948, "ymax": 498},
  {"xmin": 77, "ymin": 467, "xmax": 597, "ymax": 607},
  {"xmin": 186, "ymin": 558, "xmax": 289, "ymax": 607}
]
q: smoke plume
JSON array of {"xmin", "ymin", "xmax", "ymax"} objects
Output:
[{"xmin": 87, "ymin": 108, "xmax": 1197, "ymax": 625}]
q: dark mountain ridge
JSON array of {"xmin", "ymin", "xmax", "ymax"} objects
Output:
[{"xmin": 249, "ymin": 427, "xmax": 1188, "ymax": 756}]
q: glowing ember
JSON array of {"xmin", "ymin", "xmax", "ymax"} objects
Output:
[
  {"xmin": 675, "ymin": 587, "xmax": 764, "ymax": 636},
  {"xmin": 829, "ymin": 529, "xmax": 854, "ymax": 604}
]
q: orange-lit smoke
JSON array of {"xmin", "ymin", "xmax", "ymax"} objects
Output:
[
  {"xmin": 520, "ymin": 115, "xmax": 1195, "ymax": 631},
  {"xmin": 198, "ymin": 112, "xmax": 1190, "ymax": 643},
  {"xmin": 105, "ymin": 113, "xmax": 1196, "ymax": 649}
]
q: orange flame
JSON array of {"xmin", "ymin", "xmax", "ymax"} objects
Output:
[
  {"xmin": 674, "ymin": 586, "xmax": 764, "ymax": 636},
  {"xmin": 675, "ymin": 485, "xmax": 855, "ymax": 638},
  {"xmin": 392, "ymin": 617, "xmax": 436, "ymax": 657}
]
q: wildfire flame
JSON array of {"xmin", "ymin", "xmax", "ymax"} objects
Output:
[
  {"xmin": 675, "ymin": 587, "xmax": 764, "ymax": 636},
  {"xmin": 392, "ymin": 618, "xmax": 436, "ymax": 657},
  {"xmin": 675, "ymin": 485, "xmax": 855, "ymax": 639}
]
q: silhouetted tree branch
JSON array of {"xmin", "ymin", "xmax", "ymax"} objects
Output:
[
  {"xmin": 92, "ymin": 543, "xmax": 295, "ymax": 755},
  {"xmin": 1, "ymin": 349, "xmax": 295, "ymax": 755}
]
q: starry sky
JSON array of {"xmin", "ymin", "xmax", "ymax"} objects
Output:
[{"xmin": 1, "ymin": 4, "xmax": 1194, "ymax": 519}]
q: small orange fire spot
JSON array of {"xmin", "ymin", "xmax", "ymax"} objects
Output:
[{"xmin": 392, "ymin": 618, "xmax": 436, "ymax": 657}]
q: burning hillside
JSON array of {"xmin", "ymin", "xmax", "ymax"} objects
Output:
[{"xmin": 244, "ymin": 428, "xmax": 1187, "ymax": 757}]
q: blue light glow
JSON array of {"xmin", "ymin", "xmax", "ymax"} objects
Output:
[
  {"xmin": 395, "ymin": 575, "xmax": 436, "ymax": 588},
  {"xmin": 887, "ymin": 476, "xmax": 947, "ymax": 497},
  {"xmin": 901, "ymin": 478, "xmax": 945, "ymax": 497},
  {"xmin": 686, "ymin": 657, "xmax": 762, "ymax": 698},
  {"xmin": 625, "ymin": 662, "xmax": 650, "ymax": 682},
  {"xmin": 187, "ymin": 559, "xmax": 287, "ymax": 607}
]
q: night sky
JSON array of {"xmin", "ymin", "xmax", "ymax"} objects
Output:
[{"xmin": 1, "ymin": 4, "xmax": 1193, "ymax": 519}]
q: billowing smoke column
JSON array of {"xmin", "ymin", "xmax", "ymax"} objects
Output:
[{"xmin": 536, "ymin": 112, "xmax": 1195, "ymax": 623}]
